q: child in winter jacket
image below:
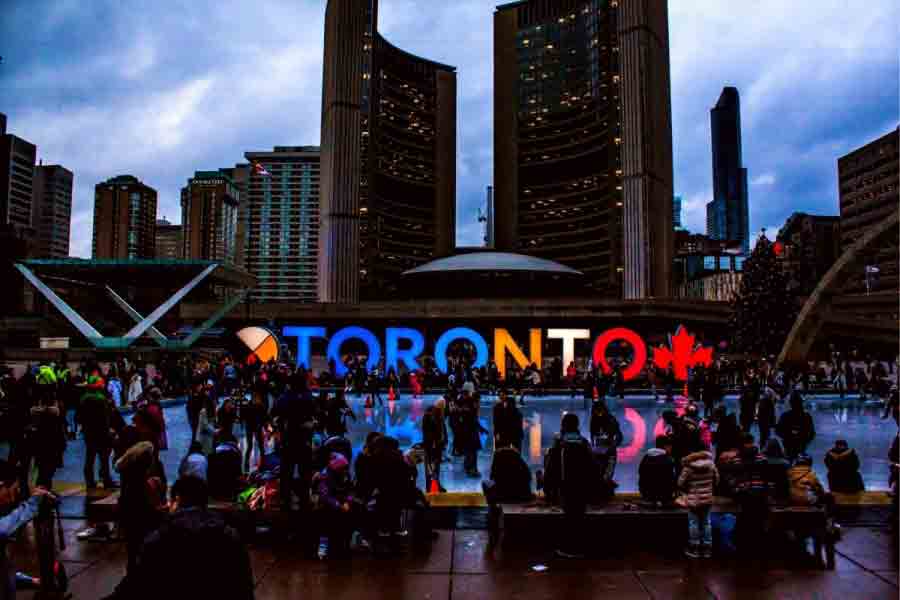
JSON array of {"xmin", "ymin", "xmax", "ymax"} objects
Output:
[
  {"xmin": 677, "ymin": 450, "xmax": 719, "ymax": 558},
  {"xmin": 315, "ymin": 453, "xmax": 356, "ymax": 559},
  {"xmin": 638, "ymin": 436, "xmax": 677, "ymax": 506}
]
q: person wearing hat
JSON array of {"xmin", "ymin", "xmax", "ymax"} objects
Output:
[{"xmin": 788, "ymin": 454, "xmax": 825, "ymax": 506}]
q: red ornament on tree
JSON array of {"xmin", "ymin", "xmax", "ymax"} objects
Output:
[{"xmin": 773, "ymin": 241, "xmax": 784, "ymax": 256}]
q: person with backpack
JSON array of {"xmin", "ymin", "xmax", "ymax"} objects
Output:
[
  {"xmin": 544, "ymin": 413, "xmax": 592, "ymax": 558},
  {"xmin": 824, "ymin": 440, "xmax": 865, "ymax": 493},
  {"xmin": 776, "ymin": 391, "xmax": 816, "ymax": 460},
  {"xmin": 677, "ymin": 448, "xmax": 719, "ymax": 558},
  {"xmin": 638, "ymin": 435, "xmax": 677, "ymax": 507},
  {"xmin": 422, "ymin": 403, "xmax": 447, "ymax": 493}
]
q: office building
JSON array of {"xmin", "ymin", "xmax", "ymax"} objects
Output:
[
  {"xmin": 0, "ymin": 113, "xmax": 37, "ymax": 231},
  {"xmin": 219, "ymin": 164, "xmax": 250, "ymax": 269},
  {"xmin": 244, "ymin": 146, "xmax": 320, "ymax": 302},
  {"xmin": 776, "ymin": 212, "xmax": 840, "ymax": 297},
  {"xmin": 673, "ymin": 195, "xmax": 682, "ymax": 230},
  {"xmin": 92, "ymin": 175, "xmax": 157, "ymax": 259},
  {"xmin": 837, "ymin": 128, "xmax": 899, "ymax": 294},
  {"xmin": 155, "ymin": 218, "xmax": 183, "ymax": 260},
  {"xmin": 319, "ymin": 0, "xmax": 457, "ymax": 303},
  {"xmin": 706, "ymin": 87, "xmax": 749, "ymax": 254},
  {"xmin": 180, "ymin": 171, "xmax": 240, "ymax": 263},
  {"xmin": 493, "ymin": 0, "xmax": 674, "ymax": 298},
  {"xmin": 32, "ymin": 164, "xmax": 73, "ymax": 258}
]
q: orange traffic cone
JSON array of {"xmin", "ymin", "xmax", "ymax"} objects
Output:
[{"xmin": 429, "ymin": 479, "xmax": 440, "ymax": 495}]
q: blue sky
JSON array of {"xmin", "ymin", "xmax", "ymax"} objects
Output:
[{"xmin": 1, "ymin": 0, "xmax": 897, "ymax": 257}]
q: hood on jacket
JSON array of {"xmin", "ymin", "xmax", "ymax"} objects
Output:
[
  {"xmin": 115, "ymin": 441, "xmax": 154, "ymax": 472},
  {"xmin": 682, "ymin": 450, "xmax": 714, "ymax": 471},
  {"xmin": 328, "ymin": 453, "xmax": 349, "ymax": 473},
  {"xmin": 827, "ymin": 447, "xmax": 855, "ymax": 461}
]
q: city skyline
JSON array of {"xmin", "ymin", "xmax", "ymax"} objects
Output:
[{"xmin": 1, "ymin": 0, "xmax": 897, "ymax": 258}]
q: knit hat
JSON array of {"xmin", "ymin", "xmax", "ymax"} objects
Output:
[{"xmin": 328, "ymin": 453, "xmax": 349, "ymax": 472}]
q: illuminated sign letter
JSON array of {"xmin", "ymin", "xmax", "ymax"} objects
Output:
[
  {"xmin": 385, "ymin": 327, "xmax": 425, "ymax": 374},
  {"xmin": 547, "ymin": 329, "xmax": 590, "ymax": 376},
  {"xmin": 282, "ymin": 326, "xmax": 326, "ymax": 369},
  {"xmin": 434, "ymin": 327, "xmax": 488, "ymax": 374},
  {"xmin": 494, "ymin": 328, "xmax": 543, "ymax": 379},
  {"xmin": 592, "ymin": 327, "xmax": 647, "ymax": 381},
  {"xmin": 327, "ymin": 326, "xmax": 382, "ymax": 377}
]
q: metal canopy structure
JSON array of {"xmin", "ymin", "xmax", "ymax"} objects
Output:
[{"xmin": 15, "ymin": 259, "xmax": 255, "ymax": 350}]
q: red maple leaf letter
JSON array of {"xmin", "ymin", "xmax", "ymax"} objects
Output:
[{"xmin": 652, "ymin": 325, "xmax": 714, "ymax": 381}]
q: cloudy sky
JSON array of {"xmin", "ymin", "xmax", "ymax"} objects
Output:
[{"xmin": 1, "ymin": 0, "xmax": 897, "ymax": 257}]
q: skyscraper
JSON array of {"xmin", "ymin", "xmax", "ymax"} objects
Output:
[
  {"xmin": 244, "ymin": 147, "xmax": 320, "ymax": 302},
  {"xmin": 92, "ymin": 175, "xmax": 157, "ymax": 259},
  {"xmin": 837, "ymin": 128, "xmax": 899, "ymax": 294},
  {"xmin": 0, "ymin": 114, "xmax": 37, "ymax": 231},
  {"xmin": 706, "ymin": 87, "xmax": 749, "ymax": 254},
  {"xmin": 493, "ymin": 0, "xmax": 674, "ymax": 298},
  {"xmin": 319, "ymin": 0, "xmax": 457, "ymax": 303},
  {"xmin": 673, "ymin": 195, "xmax": 682, "ymax": 230},
  {"xmin": 32, "ymin": 164, "xmax": 73, "ymax": 258},
  {"xmin": 180, "ymin": 171, "xmax": 240, "ymax": 263}
]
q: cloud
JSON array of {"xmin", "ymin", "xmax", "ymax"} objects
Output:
[
  {"xmin": 751, "ymin": 173, "xmax": 776, "ymax": 186},
  {"xmin": 0, "ymin": 0, "xmax": 896, "ymax": 260}
]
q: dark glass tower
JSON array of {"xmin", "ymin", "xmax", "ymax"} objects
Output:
[
  {"xmin": 706, "ymin": 87, "xmax": 749, "ymax": 254},
  {"xmin": 493, "ymin": 0, "xmax": 674, "ymax": 299}
]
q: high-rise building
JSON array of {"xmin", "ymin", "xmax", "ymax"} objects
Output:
[
  {"xmin": 483, "ymin": 186, "xmax": 495, "ymax": 248},
  {"xmin": 92, "ymin": 175, "xmax": 157, "ymax": 259},
  {"xmin": 837, "ymin": 128, "xmax": 899, "ymax": 294},
  {"xmin": 155, "ymin": 218, "xmax": 183, "ymax": 260},
  {"xmin": 0, "ymin": 113, "xmax": 37, "ymax": 231},
  {"xmin": 31, "ymin": 164, "xmax": 73, "ymax": 258},
  {"xmin": 244, "ymin": 147, "xmax": 320, "ymax": 302},
  {"xmin": 319, "ymin": 0, "xmax": 457, "ymax": 303},
  {"xmin": 673, "ymin": 195, "xmax": 682, "ymax": 230},
  {"xmin": 775, "ymin": 212, "xmax": 840, "ymax": 298},
  {"xmin": 219, "ymin": 164, "xmax": 251, "ymax": 269},
  {"xmin": 706, "ymin": 87, "xmax": 749, "ymax": 254},
  {"xmin": 493, "ymin": 0, "xmax": 674, "ymax": 299},
  {"xmin": 180, "ymin": 171, "xmax": 240, "ymax": 263}
]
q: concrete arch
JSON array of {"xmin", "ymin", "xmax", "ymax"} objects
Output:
[{"xmin": 778, "ymin": 207, "xmax": 899, "ymax": 365}]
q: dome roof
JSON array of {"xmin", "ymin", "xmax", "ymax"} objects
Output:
[{"xmin": 402, "ymin": 251, "xmax": 583, "ymax": 276}]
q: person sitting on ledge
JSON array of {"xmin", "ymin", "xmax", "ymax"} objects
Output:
[
  {"xmin": 760, "ymin": 438, "xmax": 791, "ymax": 500},
  {"xmin": 824, "ymin": 439, "xmax": 865, "ymax": 494},
  {"xmin": 544, "ymin": 413, "xmax": 592, "ymax": 558},
  {"xmin": 638, "ymin": 435, "xmax": 677, "ymax": 507},
  {"xmin": 483, "ymin": 446, "xmax": 533, "ymax": 504}
]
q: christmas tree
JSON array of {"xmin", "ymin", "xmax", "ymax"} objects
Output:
[{"xmin": 730, "ymin": 232, "xmax": 796, "ymax": 357}]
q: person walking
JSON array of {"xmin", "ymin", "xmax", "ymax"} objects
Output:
[
  {"xmin": 492, "ymin": 390, "xmax": 523, "ymax": 452},
  {"xmin": 79, "ymin": 369, "xmax": 115, "ymax": 489}
]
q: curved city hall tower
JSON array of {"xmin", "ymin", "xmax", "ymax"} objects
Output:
[
  {"xmin": 320, "ymin": 0, "xmax": 457, "ymax": 303},
  {"xmin": 494, "ymin": 0, "xmax": 673, "ymax": 298}
]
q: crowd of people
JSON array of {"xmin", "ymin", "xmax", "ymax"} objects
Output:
[{"xmin": 0, "ymin": 345, "xmax": 895, "ymax": 595}]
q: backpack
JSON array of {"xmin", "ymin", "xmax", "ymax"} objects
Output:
[{"xmin": 558, "ymin": 435, "xmax": 592, "ymax": 504}]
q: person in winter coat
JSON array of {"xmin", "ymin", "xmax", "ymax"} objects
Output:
[
  {"xmin": 106, "ymin": 370, "xmax": 123, "ymax": 408},
  {"xmin": 492, "ymin": 390, "xmax": 523, "ymax": 451},
  {"xmin": 422, "ymin": 404, "xmax": 447, "ymax": 493},
  {"xmin": 757, "ymin": 384, "xmax": 779, "ymax": 445},
  {"xmin": 788, "ymin": 455, "xmax": 825, "ymax": 507},
  {"xmin": 544, "ymin": 413, "xmax": 592, "ymax": 558},
  {"xmin": 776, "ymin": 392, "xmax": 816, "ymax": 460},
  {"xmin": 353, "ymin": 432, "xmax": 382, "ymax": 505},
  {"xmin": 0, "ymin": 461, "xmax": 56, "ymax": 600},
  {"xmin": 130, "ymin": 476, "xmax": 254, "ymax": 600},
  {"xmin": 78, "ymin": 370, "xmax": 115, "ymax": 489},
  {"xmin": 677, "ymin": 450, "xmax": 719, "ymax": 558},
  {"xmin": 315, "ymin": 453, "xmax": 357, "ymax": 559},
  {"xmin": 638, "ymin": 436, "xmax": 677, "ymax": 506},
  {"xmin": 108, "ymin": 439, "xmax": 167, "ymax": 599},
  {"xmin": 143, "ymin": 388, "xmax": 168, "ymax": 451},
  {"xmin": 178, "ymin": 442, "xmax": 208, "ymax": 482},
  {"xmin": 824, "ymin": 439, "xmax": 865, "ymax": 493},
  {"xmin": 242, "ymin": 391, "xmax": 270, "ymax": 472},
  {"xmin": 196, "ymin": 404, "xmax": 215, "ymax": 457},
  {"xmin": 127, "ymin": 371, "xmax": 143, "ymax": 406},
  {"xmin": 760, "ymin": 438, "xmax": 791, "ymax": 500},
  {"xmin": 484, "ymin": 446, "xmax": 533, "ymax": 503}
]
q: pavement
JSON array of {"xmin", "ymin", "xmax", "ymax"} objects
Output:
[{"xmin": 9, "ymin": 518, "xmax": 898, "ymax": 599}]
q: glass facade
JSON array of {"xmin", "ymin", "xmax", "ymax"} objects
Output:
[{"xmin": 244, "ymin": 148, "xmax": 320, "ymax": 302}]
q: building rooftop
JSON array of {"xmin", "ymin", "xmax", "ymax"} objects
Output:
[{"xmin": 403, "ymin": 251, "xmax": 582, "ymax": 276}]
